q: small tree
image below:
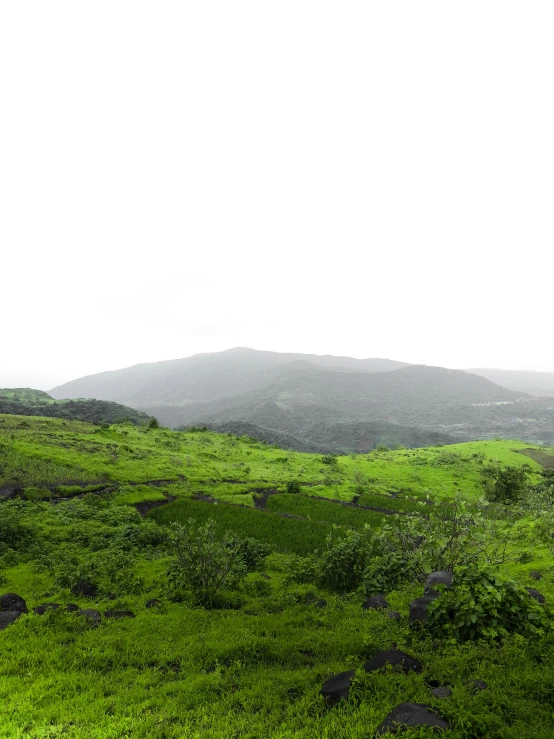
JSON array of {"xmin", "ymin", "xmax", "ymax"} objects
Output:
[
  {"xmin": 148, "ymin": 417, "xmax": 160, "ymax": 430},
  {"xmin": 168, "ymin": 519, "xmax": 248, "ymax": 606},
  {"xmin": 482, "ymin": 464, "xmax": 530, "ymax": 504}
]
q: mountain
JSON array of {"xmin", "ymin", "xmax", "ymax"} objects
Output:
[
  {"xmin": 50, "ymin": 347, "xmax": 409, "ymax": 407},
  {"xmin": 468, "ymin": 368, "xmax": 554, "ymax": 398},
  {"xmin": 50, "ymin": 348, "xmax": 554, "ymax": 450},
  {"xmin": 0, "ymin": 388, "xmax": 152, "ymax": 426}
]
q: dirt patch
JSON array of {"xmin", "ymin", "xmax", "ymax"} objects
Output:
[
  {"xmin": 135, "ymin": 495, "xmax": 177, "ymax": 517},
  {"xmin": 516, "ymin": 448, "xmax": 554, "ymax": 469},
  {"xmin": 252, "ymin": 488, "xmax": 280, "ymax": 510}
]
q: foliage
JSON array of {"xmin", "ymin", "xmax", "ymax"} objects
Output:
[
  {"xmin": 285, "ymin": 480, "xmax": 302, "ymax": 494},
  {"xmin": 148, "ymin": 417, "xmax": 160, "ymax": 429},
  {"xmin": 51, "ymin": 546, "xmax": 142, "ymax": 596},
  {"xmin": 321, "ymin": 455, "xmax": 338, "ymax": 466},
  {"xmin": 482, "ymin": 464, "xmax": 531, "ymax": 504},
  {"xmin": 167, "ymin": 519, "xmax": 249, "ymax": 606},
  {"xmin": 0, "ymin": 500, "xmax": 36, "ymax": 555},
  {"xmin": 427, "ymin": 566, "xmax": 551, "ymax": 641}
]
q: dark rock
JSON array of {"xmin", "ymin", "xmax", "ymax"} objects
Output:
[
  {"xmin": 145, "ymin": 598, "xmax": 162, "ymax": 608},
  {"xmin": 259, "ymin": 573, "xmax": 271, "ymax": 580},
  {"xmin": 0, "ymin": 485, "xmax": 23, "ymax": 501},
  {"xmin": 33, "ymin": 603, "xmax": 60, "ymax": 615},
  {"xmin": 0, "ymin": 593, "xmax": 28, "ymax": 613},
  {"xmin": 0, "ymin": 611, "xmax": 24, "ymax": 630},
  {"xmin": 431, "ymin": 686, "xmax": 452, "ymax": 698},
  {"xmin": 424, "ymin": 571, "xmax": 453, "ymax": 593},
  {"xmin": 465, "ymin": 679, "xmax": 488, "ymax": 692},
  {"xmin": 363, "ymin": 594, "xmax": 389, "ymax": 610},
  {"xmin": 387, "ymin": 611, "xmax": 401, "ymax": 621},
  {"xmin": 530, "ymin": 570, "xmax": 543, "ymax": 581},
  {"xmin": 526, "ymin": 587, "xmax": 545, "ymax": 603},
  {"xmin": 377, "ymin": 702, "xmax": 449, "ymax": 734},
  {"xmin": 78, "ymin": 608, "xmax": 101, "ymax": 622},
  {"xmin": 106, "ymin": 593, "xmax": 117, "ymax": 601},
  {"xmin": 320, "ymin": 670, "xmax": 356, "ymax": 706},
  {"xmin": 66, "ymin": 603, "xmax": 80, "ymax": 612},
  {"xmin": 104, "ymin": 610, "xmax": 135, "ymax": 619},
  {"xmin": 71, "ymin": 581, "xmax": 98, "ymax": 598},
  {"xmin": 409, "ymin": 590, "xmax": 440, "ymax": 623},
  {"xmin": 364, "ymin": 649, "xmax": 422, "ymax": 675}
]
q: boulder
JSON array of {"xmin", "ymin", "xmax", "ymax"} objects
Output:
[
  {"xmin": 431, "ymin": 686, "xmax": 452, "ymax": 698},
  {"xmin": 364, "ymin": 649, "xmax": 422, "ymax": 675},
  {"xmin": 33, "ymin": 603, "xmax": 61, "ymax": 615},
  {"xmin": 424, "ymin": 571, "xmax": 453, "ymax": 593},
  {"xmin": 0, "ymin": 611, "xmax": 24, "ymax": 630},
  {"xmin": 78, "ymin": 608, "xmax": 101, "ymax": 622},
  {"xmin": 320, "ymin": 670, "xmax": 356, "ymax": 706},
  {"xmin": 465, "ymin": 679, "xmax": 488, "ymax": 692},
  {"xmin": 409, "ymin": 590, "xmax": 440, "ymax": 623},
  {"xmin": 363, "ymin": 594, "xmax": 389, "ymax": 610},
  {"xmin": 0, "ymin": 593, "xmax": 28, "ymax": 613},
  {"xmin": 526, "ymin": 587, "xmax": 545, "ymax": 603},
  {"xmin": 104, "ymin": 610, "xmax": 135, "ymax": 619},
  {"xmin": 377, "ymin": 702, "xmax": 449, "ymax": 734},
  {"xmin": 66, "ymin": 603, "xmax": 80, "ymax": 612},
  {"xmin": 145, "ymin": 598, "xmax": 162, "ymax": 608},
  {"xmin": 530, "ymin": 571, "xmax": 543, "ymax": 581},
  {"xmin": 387, "ymin": 611, "xmax": 401, "ymax": 621},
  {"xmin": 71, "ymin": 581, "xmax": 98, "ymax": 598}
]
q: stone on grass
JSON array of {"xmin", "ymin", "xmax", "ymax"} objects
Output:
[
  {"xmin": 71, "ymin": 580, "xmax": 98, "ymax": 598},
  {"xmin": 78, "ymin": 608, "xmax": 101, "ymax": 622},
  {"xmin": 0, "ymin": 593, "xmax": 28, "ymax": 613},
  {"xmin": 431, "ymin": 686, "xmax": 452, "ymax": 698},
  {"xmin": 465, "ymin": 679, "xmax": 488, "ymax": 692},
  {"xmin": 320, "ymin": 670, "xmax": 356, "ymax": 706},
  {"xmin": 0, "ymin": 611, "xmax": 24, "ymax": 630},
  {"xmin": 377, "ymin": 702, "xmax": 448, "ymax": 734},
  {"xmin": 33, "ymin": 603, "xmax": 60, "ymax": 615},
  {"xmin": 145, "ymin": 599, "xmax": 162, "ymax": 608},
  {"xmin": 530, "ymin": 571, "xmax": 543, "ymax": 581},
  {"xmin": 363, "ymin": 594, "xmax": 389, "ymax": 610},
  {"xmin": 409, "ymin": 590, "xmax": 440, "ymax": 623},
  {"xmin": 387, "ymin": 611, "xmax": 401, "ymax": 621},
  {"xmin": 424, "ymin": 571, "xmax": 453, "ymax": 592},
  {"xmin": 66, "ymin": 603, "xmax": 80, "ymax": 612},
  {"xmin": 526, "ymin": 587, "xmax": 545, "ymax": 603},
  {"xmin": 364, "ymin": 649, "xmax": 422, "ymax": 675},
  {"xmin": 104, "ymin": 610, "xmax": 135, "ymax": 619}
]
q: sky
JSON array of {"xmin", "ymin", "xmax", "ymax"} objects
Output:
[{"xmin": 1, "ymin": 2, "xmax": 553, "ymax": 391}]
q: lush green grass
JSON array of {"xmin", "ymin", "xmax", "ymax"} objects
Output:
[
  {"xmin": 2, "ymin": 416, "xmax": 554, "ymax": 738},
  {"xmin": 265, "ymin": 493, "xmax": 390, "ymax": 528},
  {"xmin": 149, "ymin": 497, "xmax": 334, "ymax": 556}
]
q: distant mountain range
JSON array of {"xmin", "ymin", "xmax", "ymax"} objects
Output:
[
  {"xmin": 48, "ymin": 348, "xmax": 554, "ymax": 451},
  {"xmin": 0, "ymin": 388, "xmax": 151, "ymax": 426}
]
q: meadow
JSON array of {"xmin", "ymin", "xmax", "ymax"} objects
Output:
[{"xmin": 1, "ymin": 414, "xmax": 554, "ymax": 738}]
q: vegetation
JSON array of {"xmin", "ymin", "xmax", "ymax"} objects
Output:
[
  {"xmin": 0, "ymin": 388, "xmax": 152, "ymax": 426},
  {"xmin": 2, "ymin": 414, "xmax": 554, "ymax": 737}
]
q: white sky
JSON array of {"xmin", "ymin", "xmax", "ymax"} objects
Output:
[{"xmin": 1, "ymin": 2, "xmax": 553, "ymax": 391}]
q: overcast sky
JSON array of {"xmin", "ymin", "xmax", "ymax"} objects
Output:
[{"xmin": 1, "ymin": 2, "xmax": 553, "ymax": 391}]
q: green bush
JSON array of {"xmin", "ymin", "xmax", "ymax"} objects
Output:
[
  {"xmin": 362, "ymin": 552, "xmax": 415, "ymax": 595},
  {"xmin": 427, "ymin": 565, "xmax": 551, "ymax": 641},
  {"xmin": 167, "ymin": 519, "xmax": 249, "ymax": 606},
  {"xmin": 285, "ymin": 480, "xmax": 302, "ymax": 494},
  {"xmin": 482, "ymin": 464, "xmax": 530, "ymax": 504},
  {"xmin": 317, "ymin": 529, "xmax": 373, "ymax": 593}
]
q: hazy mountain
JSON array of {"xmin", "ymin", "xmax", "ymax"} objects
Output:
[
  {"xmin": 468, "ymin": 368, "xmax": 554, "ymax": 398},
  {"xmin": 50, "ymin": 348, "xmax": 409, "ymax": 406},
  {"xmin": 0, "ymin": 388, "xmax": 151, "ymax": 426},
  {"xmin": 49, "ymin": 348, "xmax": 554, "ymax": 450}
]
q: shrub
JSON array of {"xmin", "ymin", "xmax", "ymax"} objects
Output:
[
  {"xmin": 427, "ymin": 565, "xmax": 551, "ymax": 641},
  {"xmin": 0, "ymin": 501, "xmax": 35, "ymax": 554},
  {"xmin": 482, "ymin": 464, "xmax": 530, "ymax": 504},
  {"xmin": 52, "ymin": 547, "xmax": 142, "ymax": 596},
  {"xmin": 167, "ymin": 519, "xmax": 248, "ymax": 606},
  {"xmin": 362, "ymin": 552, "xmax": 416, "ymax": 595},
  {"xmin": 321, "ymin": 455, "xmax": 338, "ymax": 466},
  {"xmin": 285, "ymin": 480, "xmax": 302, "ymax": 494},
  {"xmin": 317, "ymin": 529, "xmax": 374, "ymax": 593},
  {"xmin": 226, "ymin": 535, "xmax": 271, "ymax": 571}
]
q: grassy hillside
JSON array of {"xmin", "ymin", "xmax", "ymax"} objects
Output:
[
  {"xmin": 0, "ymin": 388, "xmax": 151, "ymax": 426},
  {"xmin": 2, "ymin": 415, "xmax": 554, "ymax": 737}
]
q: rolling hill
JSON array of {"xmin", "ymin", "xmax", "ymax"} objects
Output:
[
  {"xmin": 468, "ymin": 368, "xmax": 554, "ymax": 397},
  {"xmin": 0, "ymin": 388, "xmax": 151, "ymax": 426}
]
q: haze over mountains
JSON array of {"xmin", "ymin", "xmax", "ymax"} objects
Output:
[{"xmin": 48, "ymin": 348, "xmax": 554, "ymax": 452}]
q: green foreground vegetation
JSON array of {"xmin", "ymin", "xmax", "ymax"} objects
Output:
[{"xmin": 2, "ymin": 414, "xmax": 554, "ymax": 737}]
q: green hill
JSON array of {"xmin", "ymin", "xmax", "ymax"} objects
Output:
[
  {"xmin": 2, "ymin": 415, "xmax": 554, "ymax": 738},
  {"xmin": 0, "ymin": 388, "xmax": 152, "ymax": 426}
]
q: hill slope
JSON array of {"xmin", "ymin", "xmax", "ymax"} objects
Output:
[
  {"xmin": 469, "ymin": 368, "xmax": 554, "ymax": 397},
  {"xmin": 0, "ymin": 388, "xmax": 151, "ymax": 426}
]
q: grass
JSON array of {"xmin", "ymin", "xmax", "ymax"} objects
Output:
[{"xmin": 2, "ymin": 415, "xmax": 554, "ymax": 738}]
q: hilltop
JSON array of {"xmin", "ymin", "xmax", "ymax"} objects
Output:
[
  {"xmin": 2, "ymin": 415, "xmax": 554, "ymax": 737},
  {"xmin": 0, "ymin": 388, "xmax": 152, "ymax": 426}
]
